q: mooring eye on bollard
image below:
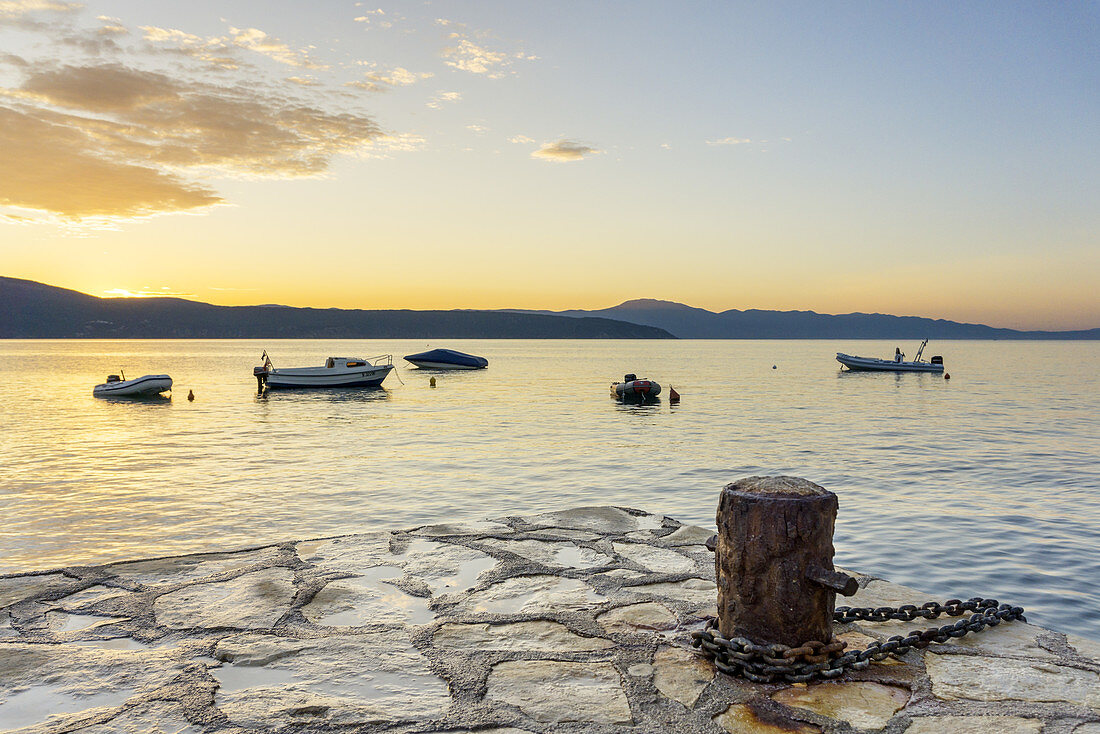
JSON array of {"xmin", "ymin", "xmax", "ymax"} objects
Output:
[{"xmin": 694, "ymin": 475, "xmax": 1026, "ymax": 683}]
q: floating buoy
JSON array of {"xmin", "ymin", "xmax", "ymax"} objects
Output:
[
  {"xmin": 669, "ymin": 385, "xmax": 680, "ymax": 403},
  {"xmin": 429, "ymin": 376, "xmax": 436, "ymax": 387},
  {"xmin": 944, "ymin": 373, "xmax": 951, "ymax": 380},
  {"xmin": 187, "ymin": 389, "xmax": 195, "ymax": 401},
  {"xmin": 772, "ymin": 365, "xmax": 777, "ymax": 370}
]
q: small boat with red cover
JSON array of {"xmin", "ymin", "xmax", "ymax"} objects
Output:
[{"xmin": 611, "ymin": 373, "xmax": 662, "ymax": 401}]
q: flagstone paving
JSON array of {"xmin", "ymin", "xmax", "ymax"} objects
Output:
[{"xmin": 1, "ymin": 505, "xmax": 1097, "ymax": 733}]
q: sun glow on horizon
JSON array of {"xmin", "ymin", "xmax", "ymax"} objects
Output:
[{"xmin": 102, "ymin": 287, "xmax": 196, "ymax": 298}]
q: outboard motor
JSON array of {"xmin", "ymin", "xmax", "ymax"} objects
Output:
[
  {"xmin": 253, "ymin": 365, "xmax": 268, "ymax": 391},
  {"xmin": 624, "ymin": 373, "xmax": 637, "ymax": 382},
  {"xmin": 930, "ymin": 356, "xmax": 943, "ymax": 365}
]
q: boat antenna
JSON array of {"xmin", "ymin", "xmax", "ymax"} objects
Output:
[
  {"xmin": 914, "ymin": 339, "xmax": 928, "ymax": 362},
  {"xmin": 121, "ymin": 368, "xmax": 125, "ymax": 381}
]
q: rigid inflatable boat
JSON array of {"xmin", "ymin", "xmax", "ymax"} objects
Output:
[
  {"xmin": 93, "ymin": 374, "xmax": 173, "ymax": 398},
  {"xmin": 611, "ymin": 373, "xmax": 662, "ymax": 401}
]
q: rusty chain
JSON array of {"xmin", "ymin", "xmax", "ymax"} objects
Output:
[{"xmin": 691, "ymin": 597, "xmax": 1026, "ymax": 683}]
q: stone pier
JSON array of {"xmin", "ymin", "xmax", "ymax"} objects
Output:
[{"xmin": 1, "ymin": 506, "xmax": 1098, "ymax": 733}]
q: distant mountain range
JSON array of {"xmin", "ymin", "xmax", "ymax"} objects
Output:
[
  {"xmin": 0, "ymin": 278, "xmax": 671, "ymax": 339},
  {"xmin": 506, "ymin": 298, "xmax": 1100, "ymax": 339},
  {"xmin": 3, "ymin": 278, "xmax": 1097, "ymax": 339}
]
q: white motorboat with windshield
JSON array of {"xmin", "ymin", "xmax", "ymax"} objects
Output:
[
  {"xmin": 253, "ymin": 352, "xmax": 394, "ymax": 390},
  {"xmin": 836, "ymin": 340, "xmax": 944, "ymax": 373},
  {"xmin": 93, "ymin": 372, "xmax": 173, "ymax": 397}
]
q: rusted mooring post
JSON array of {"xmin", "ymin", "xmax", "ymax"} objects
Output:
[{"xmin": 715, "ymin": 476, "xmax": 857, "ymax": 647}]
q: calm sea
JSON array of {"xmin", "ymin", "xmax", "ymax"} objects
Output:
[{"xmin": 1, "ymin": 339, "xmax": 1097, "ymax": 638}]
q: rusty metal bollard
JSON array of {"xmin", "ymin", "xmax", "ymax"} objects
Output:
[{"xmin": 714, "ymin": 476, "xmax": 857, "ymax": 647}]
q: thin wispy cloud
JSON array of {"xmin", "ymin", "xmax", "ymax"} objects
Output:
[
  {"xmin": 348, "ymin": 64, "xmax": 433, "ymax": 92},
  {"xmin": 95, "ymin": 16, "xmax": 126, "ymax": 35},
  {"xmin": 0, "ymin": 0, "xmax": 80, "ymax": 19},
  {"xmin": 442, "ymin": 38, "xmax": 508, "ymax": 76},
  {"xmin": 353, "ymin": 8, "xmax": 395, "ymax": 29},
  {"xmin": 706, "ymin": 136, "xmax": 791, "ymax": 148},
  {"xmin": 228, "ymin": 26, "xmax": 327, "ymax": 70},
  {"xmin": 436, "ymin": 19, "xmax": 535, "ymax": 79},
  {"xmin": 531, "ymin": 140, "xmax": 600, "ymax": 162},
  {"xmin": 426, "ymin": 90, "xmax": 460, "ymax": 108},
  {"xmin": 508, "ymin": 134, "xmax": 534, "ymax": 144},
  {"xmin": 140, "ymin": 26, "xmax": 242, "ymax": 70}
]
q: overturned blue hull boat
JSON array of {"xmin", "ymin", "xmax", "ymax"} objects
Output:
[{"xmin": 403, "ymin": 348, "xmax": 488, "ymax": 370}]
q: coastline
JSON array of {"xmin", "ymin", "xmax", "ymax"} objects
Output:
[{"xmin": 2, "ymin": 506, "xmax": 1098, "ymax": 733}]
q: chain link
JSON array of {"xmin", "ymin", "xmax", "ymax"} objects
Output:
[{"xmin": 691, "ymin": 597, "xmax": 1026, "ymax": 683}]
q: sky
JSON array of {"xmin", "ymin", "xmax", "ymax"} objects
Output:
[{"xmin": 0, "ymin": 1, "xmax": 1097, "ymax": 330}]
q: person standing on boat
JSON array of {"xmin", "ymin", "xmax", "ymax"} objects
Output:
[{"xmin": 894, "ymin": 347, "xmax": 905, "ymax": 363}]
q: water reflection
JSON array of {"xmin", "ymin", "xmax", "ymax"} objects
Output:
[
  {"xmin": 2, "ymin": 338, "xmax": 1099, "ymax": 639},
  {"xmin": 256, "ymin": 387, "xmax": 391, "ymax": 404},
  {"xmin": 93, "ymin": 393, "xmax": 173, "ymax": 405}
]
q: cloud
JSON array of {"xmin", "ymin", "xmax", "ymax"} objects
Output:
[
  {"xmin": 441, "ymin": 38, "xmax": 508, "ymax": 77},
  {"xmin": 706, "ymin": 137, "xmax": 751, "ymax": 145},
  {"xmin": 531, "ymin": 140, "xmax": 600, "ymax": 162},
  {"xmin": 426, "ymin": 90, "xmax": 460, "ymax": 108},
  {"xmin": 0, "ymin": 105, "xmax": 221, "ymax": 219},
  {"xmin": 0, "ymin": 52, "xmax": 30, "ymax": 67},
  {"xmin": 228, "ymin": 26, "xmax": 327, "ymax": 69},
  {"xmin": 19, "ymin": 63, "xmax": 180, "ymax": 111},
  {"xmin": 348, "ymin": 64, "xmax": 433, "ymax": 92},
  {"xmin": 353, "ymin": 8, "xmax": 396, "ymax": 29},
  {"xmin": 466, "ymin": 124, "xmax": 487, "ymax": 133},
  {"xmin": 140, "ymin": 26, "xmax": 242, "ymax": 70},
  {"xmin": 508, "ymin": 134, "xmax": 534, "ymax": 144},
  {"xmin": 0, "ymin": 0, "xmax": 80, "ymax": 19},
  {"xmin": 0, "ymin": 62, "xmax": 387, "ymax": 219},
  {"xmin": 95, "ymin": 15, "xmax": 125, "ymax": 35}
]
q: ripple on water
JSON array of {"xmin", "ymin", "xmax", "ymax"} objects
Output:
[{"xmin": 1, "ymin": 339, "xmax": 1098, "ymax": 638}]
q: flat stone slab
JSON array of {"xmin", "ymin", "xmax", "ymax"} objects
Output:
[
  {"xmin": 925, "ymin": 653, "xmax": 1100, "ymax": 708},
  {"xmin": 212, "ymin": 631, "xmax": 450, "ymax": 727},
  {"xmin": 433, "ymin": 620, "xmax": 614, "ymax": 652},
  {"xmin": 1, "ymin": 506, "xmax": 1098, "ymax": 733},
  {"xmin": 154, "ymin": 567, "xmax": 296, "ymax": 629},
  {"xmin": 905, "ymin": 715, "xmax": 1044, "ymax": 734},
  {"xmin": 486, "ymin": 660, "xmax": 632, "ymax": 724},
  {"xmin": 653, "ymin": 644, "xmax": 715, "ymax": 707},
  {"xmin": 772, "ymin": 681, "xmax": 911, "ymax": 730},
  {"xmin": 597, "ymin": 601, "xmax": 678, "ymax": 633}
]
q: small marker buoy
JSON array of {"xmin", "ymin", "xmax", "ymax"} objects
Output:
[
  {"xmin": 944, "ymin": 373, "xmax": 951, "ymax": 380},
  {"xmin": 187, "ymin": 389, "xmax": 195, "ymax": 401},
  {"xmin": 429, "ymin": 376, "xmax": 436, "ymax": 387},
  {"xmin": 772, "ymin": 365, "xmax": 777, "ymax": 370}
]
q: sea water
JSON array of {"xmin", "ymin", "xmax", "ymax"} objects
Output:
[{"xmin": 1, "ymin": 339, "xmax": 1097, "ymax": 638}]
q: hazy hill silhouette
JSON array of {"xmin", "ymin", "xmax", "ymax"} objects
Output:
[
  {"xmin": 0, "ymin": 277, "xmax": 673, "ymax": 339},
  {"xmin": 508, "ymin": 298, "xmax": 1100, "ymax": 339}
]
